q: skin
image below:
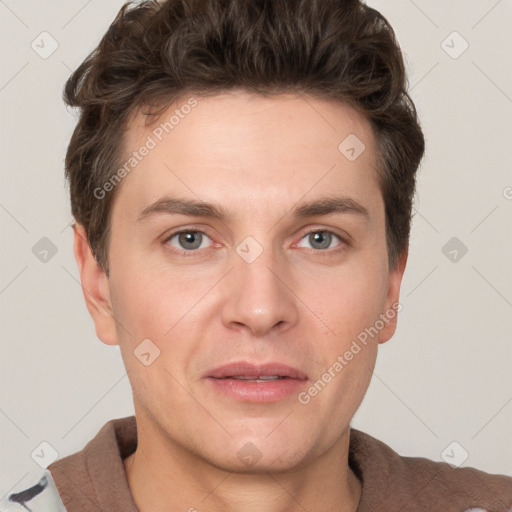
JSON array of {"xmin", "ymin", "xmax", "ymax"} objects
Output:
[{"xmin": 73, "ymin": 90, "xmax": 407, "ymax": 512}]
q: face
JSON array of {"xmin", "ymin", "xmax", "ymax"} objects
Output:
[{"xmin": 76, "ymin": 90, "xmax": 406, "ymax": 472}]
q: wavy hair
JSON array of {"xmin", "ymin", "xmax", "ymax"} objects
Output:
[{"xmin": 63, "ymin": 0, "xmax": 425, "ymax": 274}]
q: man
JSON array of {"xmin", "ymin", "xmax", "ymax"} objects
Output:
[{"xmin": 2, "ymin": 0, "xmax": 511, "ymax": 511}]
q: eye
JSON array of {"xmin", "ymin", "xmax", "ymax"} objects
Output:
[
  {"xmin": 165, "ymin": 230, "xmax": 213, "ymax": 253},
  {"xmin": 163, "ymin": 228, "xmax": 347, "ymax": 256},
  {"xmin": 296, "ymin": 230, "xmax": 344, "ymax": 251}
]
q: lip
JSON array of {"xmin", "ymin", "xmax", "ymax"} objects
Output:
[
  {"xmin": 204, "ymin": 361, "xmax": 308, "ymax": 380},
  {"xmin": 203, "ymin": 361, "xmax": 308, "ymax": 403}
]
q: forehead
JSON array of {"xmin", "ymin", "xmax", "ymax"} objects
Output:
[
  {"xmin": 115, "ymin": 91, "xmax": 380, "ymax": 220},
  {"xmin": 125, "ymin": 91, "xmax": 375, "ymax": 159}
]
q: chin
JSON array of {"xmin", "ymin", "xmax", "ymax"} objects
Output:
[{"xmin": 200, "ymin": 435, "xmax": 313, "ymax": 475}]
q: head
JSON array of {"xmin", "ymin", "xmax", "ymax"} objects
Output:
[{"xmin": 67, "ymin": 0, "xmax": 424, "ymax": 473}]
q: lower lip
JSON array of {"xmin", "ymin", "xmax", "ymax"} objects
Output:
[{"xmin": 206, "ymin": 377, "xmax": 307, "ymax": 402}]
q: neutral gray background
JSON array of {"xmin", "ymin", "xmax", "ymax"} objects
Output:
[{"xmin": 1, "ymin": 0, "xmax": 511, "ymax": 494}]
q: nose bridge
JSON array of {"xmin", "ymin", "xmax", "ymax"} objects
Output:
[{"xmin": 221, "ymin": 236, "xmax": 298, "ymax": 335}]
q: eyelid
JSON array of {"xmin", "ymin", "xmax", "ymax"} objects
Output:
[
  {"xmin": 292, "ymin": 229, "xmax": 347, "ymax": 250},
  {"xmin": 163, "ymin": 227, "xmax": 217, "ymax": 255},
  {"xmin": 162, "ymin": 225, "xmax": 350, "ymax": 254},
  {"xmin": 162, "ymin": 225, "xmax": 215, "ymax": 242},
  {"xmin": 292, "ymin": 226, "xmax": 352, "ymax": 252}
]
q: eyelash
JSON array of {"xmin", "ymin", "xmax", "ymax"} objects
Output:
[{"xmin": 162, "ymin": 228, "xmax": 349, "ymax": 258}]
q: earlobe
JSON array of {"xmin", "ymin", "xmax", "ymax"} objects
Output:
[
  {"xmin": 72, "ymin": 223, "xmax": 119, "ymax": 346},
  {"xmin": 378, "ymin": 246, "xmax": 408, "ymax": 345}
]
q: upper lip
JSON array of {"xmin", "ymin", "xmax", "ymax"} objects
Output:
[{"xmin": 205, "ymin": 361, "xmax": 308, "ymax": 380}]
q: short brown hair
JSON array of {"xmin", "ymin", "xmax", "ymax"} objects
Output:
[{"xmin": 64, "ymin": 0, "xmax": 425, "ymax": 275}]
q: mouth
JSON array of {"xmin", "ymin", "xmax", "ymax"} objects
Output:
[
  {"xmin": 205, "ymin": 361, "xmax": 308, "ymax": 380},
  {"xmin": 214, "ymin": 376, "xmax": 288, "ymax": 382},
  {"xmin": 204, "ymin": 361, "xmax": 308, "ymax": 402}
]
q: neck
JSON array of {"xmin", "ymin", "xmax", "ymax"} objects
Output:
[{"xmin": 123, "ymin": 418, "xmax": 362, "ymax": 512}]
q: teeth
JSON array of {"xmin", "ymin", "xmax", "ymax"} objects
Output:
[{"xmin": 230, "ymin": 375, "xmax": 284, "ymax": 381}]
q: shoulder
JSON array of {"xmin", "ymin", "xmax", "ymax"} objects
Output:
[
  {"xmin": 402, "ymin": 452, "xmax": 512, "ymax": 507},
  {"xmin": 349, "ymin": 428, "xmax": 512, "ymax": 511},
  {"xmin": 0, "ymin": 469, "xmax": 67, "ymax": 512}
]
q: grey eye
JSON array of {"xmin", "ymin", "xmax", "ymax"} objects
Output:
[
  {"xmin": 168, "ymin": 231, "xmax": 211, "ymax": 251},
  {"xmin": 298, "ymin": 231, "xmax": 341, "ymax": 250}
]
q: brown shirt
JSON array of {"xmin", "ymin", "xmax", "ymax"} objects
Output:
[{"xmin": 47, "ymin": 415, "xmax": 512, "ymax": 512}]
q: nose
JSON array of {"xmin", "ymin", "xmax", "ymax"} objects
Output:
[{"xmin": 220, "ymin": 244, "xmax": 299, "ymax": 337}]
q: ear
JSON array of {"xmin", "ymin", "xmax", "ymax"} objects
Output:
[
  {"xmin": 73, "ymin": 223, "xmax": 118, "ymax": 346},
  {"xmin": 378, "ymin": 246, "xmax": 408, "ymax": 345}
]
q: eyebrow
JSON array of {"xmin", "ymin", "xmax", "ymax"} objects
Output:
[{"xmin": 137, "ymin": 195, "xmax": 369, "ymax": 223}]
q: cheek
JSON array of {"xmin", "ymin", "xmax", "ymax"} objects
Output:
[
  {"xmin": 322, "ymin": 261, "xmax": 387, "ymax": 400},
  {"xmin": 110, "ymin": 276, "xmax": 165, "ymax": 338},
  {"xmin": 305, "ymin": 260, "xmax": 388, "ymax": 342},
  {"xmin": 108, "ymin": 266, "xmax": 201, "ymax": 408},
  {"xmin": 109, "ymin": 257, "xmax": 198, "ymax": 337},
  {"xmin": 108, "ymin": 261, "xmax": 219, "ymax": 387}
]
